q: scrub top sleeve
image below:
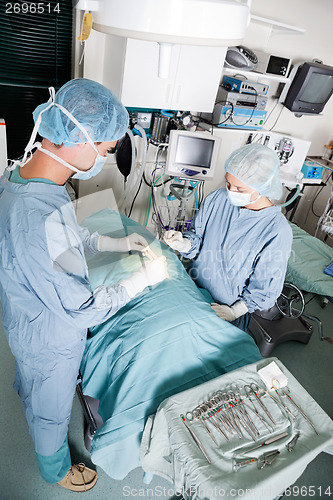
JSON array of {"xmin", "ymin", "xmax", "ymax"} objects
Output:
[
  {"xmin": 76, "ymin": 224, "xmax": 99, "ymax": 254},
  {"xmin": 42, "ymin": 217, "xmax": 130, "ymax": 328},
  {"xmin": 241, "ymin": 229, "xmax": 293, "ymax": 313},
  {"xmin": 48, "ymin": 254, "xmax": 131, "ymax": 329},
  {"xmin": 59, "ymin": 279, "xmax": 131, "ymax": 328},
  {"xmin": 182, "ymin": 189, "xmax": 222, "ymax": 259},
  {"xmin": 181, "ymin": 194, "xmax": 213, "ymax": 258}
]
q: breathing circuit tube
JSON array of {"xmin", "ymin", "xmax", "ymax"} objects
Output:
[{"xmin": 277, "ymin": 184, "xmax": 302, "ymax": 208}]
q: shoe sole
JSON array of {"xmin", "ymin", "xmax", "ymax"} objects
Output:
[{"xmin": 58, "ymin": 473, "xmax": 97, "ymax": 492}]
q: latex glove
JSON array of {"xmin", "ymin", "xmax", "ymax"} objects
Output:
[
  {"xmin": 163, "ymin": 230, "xmax": 191, "ymax": 253},
  {"xmin": 119, "ymin": 256, "xmax": 169, "ymax": 298},
  {"xmin": 98, "ymin": 233, "xmax": 149, "ymax": 253},
  {"xmin": 211, "ymin": 300, "xmax": 248, "ymax": 322}
]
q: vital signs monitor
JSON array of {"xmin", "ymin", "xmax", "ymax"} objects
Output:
[{"xmin": 165, "ymin": 130, "xmax": 221, "ymax": 181}]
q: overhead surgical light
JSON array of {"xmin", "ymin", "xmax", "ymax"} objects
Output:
[{"xmin": 75, "ymin": 0, "xmax": 252, "ymax": 78}]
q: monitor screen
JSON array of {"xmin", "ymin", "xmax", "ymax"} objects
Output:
[
  {"xmin": 282, "ymin": 61, "xmax": 333, "ymax": 115},
  {"xmin": 299, "ymin": 73, "xmax": 333, "ymax": 104},
  {"xmin": 175, "ymin": 135, "xmax": 214, "ymax": 169},
  {"xmin": 165, "ymin": 130, "xmax": 221, "ymax": 181}
]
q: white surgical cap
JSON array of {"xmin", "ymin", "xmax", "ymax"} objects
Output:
[
  {"xmin": 225, "ymin": 143, "xmax": 282, "ymax": 201},
  {"xmin": 33, "ymin": 78, "xmax": 129, "ymax": 147}
]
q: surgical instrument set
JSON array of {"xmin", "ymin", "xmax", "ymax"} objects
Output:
[
  {"xmin": 185, "ymin": 388, "xmax": 266, "ymax": 445},
  {"xmin": 181, "ymin": 383, "xmax": 287, "ymax": 468},
  {"xmin": 184, "ymin": 383, "xmax": 286, "ymax": 446},
  {"xmin": 180, "ymin": 377, "xmax": 320, "ymax": 473}
]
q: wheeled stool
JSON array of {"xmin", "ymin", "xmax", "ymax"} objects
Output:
[{"xmin": 248, "ymin": 283, "xmax": 323, "ymax": 357}]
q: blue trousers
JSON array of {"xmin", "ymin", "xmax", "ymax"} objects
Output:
[
  {"xmin": 231, "ymin": 312, "xmax": 252, "ymax": 332},
  {"xmin": 35, "ymin": 437, "xmax": 71, "ymax": 484}
]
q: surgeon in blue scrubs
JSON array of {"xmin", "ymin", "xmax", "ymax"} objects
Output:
[
  {"xmin": 0, "ymin": 78, "xmax": 167, "ymax": 491},
  {"xmin": 164, "ymin": 143, "xmax": 293, "ymax": 331}
]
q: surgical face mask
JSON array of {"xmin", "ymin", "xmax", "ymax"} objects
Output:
[
  {"xmin": 7, "ymin": 86, "xmax": 108, "ymax": 180},
  {"xmin": 22, "ymin": 142, "xmax": 108, "ymax": 181},
  {"xmin": 72, "ymin": 149, "xmax": 107, "ymax": 180},
  {"xmin": 227, "ymin": 187, "xmax": 261, "ymax": 207}
]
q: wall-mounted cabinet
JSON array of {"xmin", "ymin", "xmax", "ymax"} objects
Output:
[{"xmin": 83, "ymin": 29, "xmax": 227, "ymax": 112}]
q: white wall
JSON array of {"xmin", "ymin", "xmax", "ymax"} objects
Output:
[
  {"xmin": 245, "ymin": 0, "xmax": 333, "ymax": 154},
  {"xmin": 243, "ymin": 0, "xmax": 333, "ymax": 242}
]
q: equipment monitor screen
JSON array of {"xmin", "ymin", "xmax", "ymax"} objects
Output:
[
  {"xmin": 165, "ymin": 130, "xmax": 221, "ymax": 181},
  {"xmin": 175, "ymin": 135, "xmax": 214, "ymax": 169},
  {"xmin": 299, "ymin": 73, "xmax": 333, "ymax": 104}
]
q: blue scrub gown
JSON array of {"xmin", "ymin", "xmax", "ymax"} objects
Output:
[
  {"xmin": 182, "ymin": 188, "xmax": 293, "ymax": 313},
  {"xmin": 0, "ymin": 167, "xmax": 129, "ymax": 482}
]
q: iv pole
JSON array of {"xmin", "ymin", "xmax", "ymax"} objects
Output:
[{"xmin": 169, "ymin": 179, "xmax": 195, "ymax": 231}]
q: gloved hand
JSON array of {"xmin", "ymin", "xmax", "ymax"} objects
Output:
[
  {"xmin": 98, "ymin": 233, "xmax": 149, "ymax": 253},
  {"xmin": 163, "ymin": 230, "xmax": 191, "ymax": 253},
  {"xmin": 119, "ymin": 256, "xmax": 169, "ymax": 298},
  {"xmin": 211, "ymin": 300, "xmax": 248, "ymax": 322}
]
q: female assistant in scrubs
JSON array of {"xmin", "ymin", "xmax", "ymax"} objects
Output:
[
  {"xmin": 164, "ymin": 143, "xmax": 293, "ymax": 331},
  {"xmin": 0, "ymin": 78, "xmax": 168, "ymax": 491}
]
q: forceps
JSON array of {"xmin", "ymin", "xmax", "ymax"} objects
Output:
[
  {"xmin": 193, "ymin": 407, "xmax": 219, "ymax": 446},
  {"xmin": 239, "ymin": 390, "xmax": 274, "ymax": 433},
  {"xmin": 228, "ymin": 390, "xmax": 259, "ymax": 440},
  {"xmin": 180, "ymin": 414, "xmax": 211, "ymax": 464},
  {"xmin": 281, "ymin": 388, "xmax": 319, "ymax": 435},
  {"xmin": 271, "ymin": 381, "xmax": 296, "ymax": 421},
  {"xmin": 231, "ymin": 384, "xmax": 272, "ymax": 433},
  {"xmin": 206, "ymin": 408, "xmax": 229, "ymax": 441},
  {"xmin": 244, "ymin": 383, "xmax": 276, "ymax": 425}
]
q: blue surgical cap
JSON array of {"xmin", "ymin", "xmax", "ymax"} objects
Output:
[
  {"xmin": 33, "ymin": 78, "xmax": 129, "ymax": 147},
  {"xmin": 225, "ymin": 143, "xmax": 282, "ymax": 201}
]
